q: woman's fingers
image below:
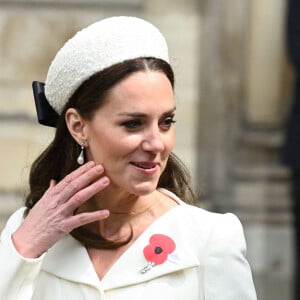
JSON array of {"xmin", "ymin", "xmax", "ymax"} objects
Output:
[
  {"xmin": 65, "ymin": 176, "xmax": 110, "ymax": 212},
  {"xmin": 49, "ymin": 179, "xmax": 57, "ymax": 188},
  {"xmin": 11, "ymin": 162, "xmax": 111, "ymax": 258},
  {"xmin": 48, "ymin": 162, "xmax": 105, "ymax": 204},
  {"xmin": 64, "ymin": 210, "xmax": 110, "ymax": 233}
]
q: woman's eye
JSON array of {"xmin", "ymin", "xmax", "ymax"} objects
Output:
[
  {"xmin": 160, "ymin": 117, "xmax": 176, "ymax": 130},
  {"xmin": 122, "ymin": 120, "xmax": 142, "ymax": 129}
]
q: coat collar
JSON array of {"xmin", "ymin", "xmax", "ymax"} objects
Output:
[{"xmin": 42, "ymin": 192, "xmax": 200, "ymax": 291}]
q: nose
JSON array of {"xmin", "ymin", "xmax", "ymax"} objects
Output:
[{"xmin": 141, "ymin": 128, "xmax": 165, "ymax": 153}]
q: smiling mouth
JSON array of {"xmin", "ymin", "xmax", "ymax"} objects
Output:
[{"xmin": 130, "ymin": 162, "xmax": 158, "ymax": 169}]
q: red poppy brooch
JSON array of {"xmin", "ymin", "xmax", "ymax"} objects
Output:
[{"xmin": 141, "ymin": 234, "xmax": 176, "ymax": 274}]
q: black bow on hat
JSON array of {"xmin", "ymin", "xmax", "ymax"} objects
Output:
[{"xmin": 32, "ymin": 81, "xmax": 59, "ymax": 127}]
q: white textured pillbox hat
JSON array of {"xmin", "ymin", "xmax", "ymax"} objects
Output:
[{"xmin": 45, "ymin": 16, "xmax": 169, "ymax": 114}]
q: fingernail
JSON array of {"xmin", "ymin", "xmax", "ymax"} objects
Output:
[
  {"xmin": 102, "ymin": 210, "xmax": 110, "ymax": 218},
  {"xmin": 95, "ymin": 165, "xmax": 104, "ymax": 173},
  {"xmin": 100, "ymin": 176, "xmax": 109, "ymax": 185}
]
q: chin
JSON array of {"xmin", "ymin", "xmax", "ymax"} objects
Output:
[{"xmin": 129, "ymin": 182, "xmax": 158, "ymax": 196}]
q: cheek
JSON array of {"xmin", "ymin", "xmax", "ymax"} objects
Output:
[
  {"xmin": 87, "ymin": 133, "xmax": 140, "ymax": 162},
  {"xmin": 165, "ymin": 131, "xmax": 175, "ymax": 152}
]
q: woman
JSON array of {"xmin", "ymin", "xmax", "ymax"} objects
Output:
[{"xmin": 0, "ymin": 16, "xmax": 257, "ymax": 299}]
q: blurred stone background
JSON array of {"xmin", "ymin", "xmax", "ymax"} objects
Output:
[{"xmin": 0, "ymin": 0, "xmax": 293, "ymax": 299}]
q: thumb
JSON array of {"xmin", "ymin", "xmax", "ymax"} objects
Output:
[{"xmin": 49, "ymin": 179, "xmax": 57, "ymax": 188}]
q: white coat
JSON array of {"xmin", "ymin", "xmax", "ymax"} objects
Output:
[{"xmin": 0, "ymin": 189, "xmax": 257, "ymax": 300}]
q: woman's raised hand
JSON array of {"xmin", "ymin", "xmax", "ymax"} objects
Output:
[{"xmin": 12, "ymin": 161, "xmax": 110, "ymax": 258}]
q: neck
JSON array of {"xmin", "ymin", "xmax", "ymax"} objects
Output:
[
  {"xmin": 78, "ymin": 189, "xmax": 160, "ymax": 242},
  {"xmin": 78, "ymin": 188, "xmax": 178, "ymax": 243},
  {"xmin": 85, "ymin": 187, "xmax": 157, "ymax": 214}
]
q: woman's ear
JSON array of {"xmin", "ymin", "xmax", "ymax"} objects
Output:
[{"xmin": 65, "ymin": 108, "xmax": 88, "ymax": 144}]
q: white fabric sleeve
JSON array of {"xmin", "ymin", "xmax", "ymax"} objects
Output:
[
  {"xmin": 0, "ymin": 208, "xmax": 45, "ymax": 300},
  {"xmin": 203, "ymin": 213, "xmax": 257, "ymax": 300}
]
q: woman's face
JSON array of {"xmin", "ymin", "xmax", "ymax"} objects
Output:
[{"xmin": 84, "ymin": 70, "xmax": 175, "ymax": 196}]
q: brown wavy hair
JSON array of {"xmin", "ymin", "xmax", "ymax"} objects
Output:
[{"xmin": 25, "ymin": 57, "xmax": 195, "ymax": 248}]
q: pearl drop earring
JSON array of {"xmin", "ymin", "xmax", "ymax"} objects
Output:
[{"xmin": 77, "ymin": 143, "xmax": 85, "ymax": 165}]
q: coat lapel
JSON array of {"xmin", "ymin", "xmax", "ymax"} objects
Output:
[
  {"xmin": 42, "ymin": 203, "xmax": 200, "ymax": 291},
  {"xmin": 101, "ymin": 207, "xmax": 200, "ymax": 290},
  {"xmin": 42, "ymin": 234, "xmax": 101, "ymax": 289}
]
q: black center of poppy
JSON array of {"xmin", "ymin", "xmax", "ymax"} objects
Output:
[{"xmin": 154, "ymin": 246, "xmax": 163, "ymax": 254}]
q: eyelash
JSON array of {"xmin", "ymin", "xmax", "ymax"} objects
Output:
[
  {"xmin": 122, "ymin": 120, "xmax": 142, "ymax": 129},
  {"xmin": 161, "ymin": 117, "xmax": 176, "ymax": 129},
  {"xmin": 122, "ymin": 117, "xmax": 176, "ymax": 130}
]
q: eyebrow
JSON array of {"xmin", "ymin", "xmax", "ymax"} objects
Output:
[{"xmin": 117, "ymin": 107, "xmax": 176, "ymax": 118}]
